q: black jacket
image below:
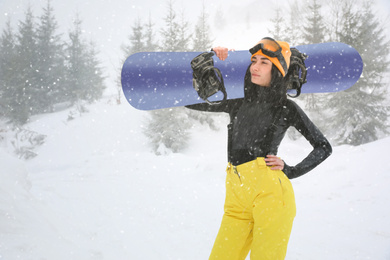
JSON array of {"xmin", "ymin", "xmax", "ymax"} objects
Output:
[{"xmin": 186, "ymin": 97, "xmax": 332, "ymax": 179}]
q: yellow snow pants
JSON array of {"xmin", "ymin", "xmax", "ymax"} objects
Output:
[{"xmin": 209, "ymin": 157, "xmax": 296, "ymax": 260}]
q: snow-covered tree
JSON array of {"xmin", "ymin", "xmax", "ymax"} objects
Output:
[
  {"xmin": 143, "ymin": 0, "xmax": 194, "ymax": 154},
  {"xmin": 144, "ymin": 107, "xmax": 192, "ymax": 155},
  {"xmin": 268, "ymin": 7, "xmax": 286, "ymax": 41},
  {"xmin": 36, "ymin": 0, "xmax": 66, "ymax": 111},
  {"xmin": 302, "ymin": 0, "xmax": 327, "ymax": 44},
  {"xmin": 0, "ymin": 18, "xmax": 18, "ymax": 120},
  {"xmin": 326, "ymin": 0, "xmax": 390, "ymax": 145},
  {"xmin": 192, "ymin": 3, "xmax": 213, "ymax": 51},
  {"xmin": 301, "ymin": 0, "xmax": 328, "ymax": 113},
  {"xmin": 82, "ymin": 41, "xmax": 106, "ymax": 102},
  {"xmin": 144, "ymin": 14, "xmax": 158, "ymax": 52},
  {"xmin": 1, "ymin": 3, "xmax": 105, "ymax": 124},
  {"xmin": 65, "ymin": 15, "xmax": 105, "ymax": 107},
  {"xmin": 283, "ymin": 0, "xmax": 304, "ymax": 46},
  {"xmin": 13, "ymin": 6, "xmax": 39, "ymax": 124},
  {"xmin": 159, "ymin": 0, "xmax": 191, "ymax": 52},
  {"xmin": 160, "ymin": 0, "xmax": 182, "ymax": 52},
  {"xmin": 64, "ymin": 15, "xmax": 88, "ymax": 104},
  {"xmin": 122, "ymin": 17, "xmax": 144, "ymax": 57},
  {"xmin": 122, "ymin": 14, "xmax": 157, "ymax": 54},
  {"xmin": 327, "ymin": 0, "xmax": 345, "ymax": 41},
  {"xmin": 119, "ymin": 15, "xmax": 158, "ymax": 104},
  {"xmin": 176, "ymin": 8, "xmax": 191, "ymax": 52}
]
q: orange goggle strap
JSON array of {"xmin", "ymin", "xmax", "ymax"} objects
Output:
[{"xmin": 249, "ymin": 37, "xmax": 288, "ymax": 76}]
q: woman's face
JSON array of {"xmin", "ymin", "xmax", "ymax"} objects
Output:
[{"xmin": 250, "ymin": 55, "xmax": 272, "ymax": 87}]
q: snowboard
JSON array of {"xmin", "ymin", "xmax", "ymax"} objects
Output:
[{"xmin": 121, "ymin": 42, "xmax": 363, "ymax": 110}]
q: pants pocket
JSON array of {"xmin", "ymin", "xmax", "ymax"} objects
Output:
[{"xmin": 275, "ymin": 170, "xmax": 296, "ymax": 215}]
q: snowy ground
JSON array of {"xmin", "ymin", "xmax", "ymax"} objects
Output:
[{"xmin": 1, "ymin": 99, "xmax": 390, "ymax": 260}]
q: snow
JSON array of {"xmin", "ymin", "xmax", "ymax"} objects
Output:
[{"xmin": 1, "ymin": 99, "xmax": 389, "ymax": 259}]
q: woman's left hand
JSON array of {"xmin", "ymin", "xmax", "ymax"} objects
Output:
[{"xmin": 265, "ymin": 155, "xmax": 285, "ymax": 171}]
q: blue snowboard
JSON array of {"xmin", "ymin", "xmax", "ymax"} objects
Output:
[{"xmin": 121, "ymin": 42, "xmax": 363, "ymax": 110}]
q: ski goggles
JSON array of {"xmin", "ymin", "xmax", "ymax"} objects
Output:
[{"xmin": 249, "ymin": 37, "xmax": 290, "ymax": 77}]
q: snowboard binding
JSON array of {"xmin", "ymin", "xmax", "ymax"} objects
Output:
[
  {"xmin": 286, "ymin": 48, "xmax": 308, "ymax": 98},
  {"xmin": 191, "ymin": 52, "xmax": 227, "ymax": 105}
]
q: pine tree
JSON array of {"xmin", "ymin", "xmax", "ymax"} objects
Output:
[
  {"xmin": 118, "ymin": 15, "xmax": 157, "ymax": 104},
  {"xmin": 192, "ymin": 3, "xmax": 213, "ymax": 51},
  {"xmin": 83, "ymin": 40, "xmax": 106, "ymax": 102},
  {"xmin": 268, "ymin": 8, "xmax": 285, "ymax": 40},
  {"xmin": 122, "ymin": 17, "xmax": 144, "ymax": 57},
  {"xmin": 176, "ymin": 7, "xmax": 191, "ymax": 51},
  {"xmin": 144, "ymin": 0, "xmax": 193, "ymax": 154},
  {"xmin": 36, "ymin": 0, "xmax": 66, "ymax": 111},
  {"xmin": 13, "ymin": 6, "xmax": 39, "ymax": 124},
  {"xmin": 122, "ymin": 14, "xmax": 158, "ymax": 55},
  {"xmin": 144, "ymin": 14, "xmax": 158, "ymax": 52},
  {"xmin": 160, "ymin": 0, "xmax": 182, "ymax": 51},
  {"xmin": 0, "ymin": 18, "xmax": 18, "ymax": 120},
  {"xmin": 65, "ymin": 15, "xmax": 87, "ymax": 104},
  {"xmin": 301, "ymin": 0, "xmax": 328, "ymax": 113},
  {"xmin": 65, "ymin": 15, "xmax": 105, "ymax": 107},
  {"xmin": 327, "ymin": 0, "xmax": 345, "ymax": 41},
  {"xmin": 302, "ymin": 0, "xmax": 327, "ymax": 44},
  {"xmin": 327, "ymin": 0, "xmax": 390, "ymax": 145},
  {"xmin": 144, "ymin": 107, "xmax": 192, "ymax": 155},
  {"xmin": 283, "ymin": 0, "xmax": 304, "ymax": 45}
]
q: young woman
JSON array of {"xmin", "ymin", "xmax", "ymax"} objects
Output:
[{"xmin": 187, "ymin": 37, "xmax": 332, "ymax": 259}]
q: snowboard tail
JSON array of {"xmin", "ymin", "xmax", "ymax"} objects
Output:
[{"xmin": 121, "ymin": 42, "xmax": 363, "ymax": 110}]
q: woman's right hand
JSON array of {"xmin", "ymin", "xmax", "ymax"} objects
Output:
[{"xmin": 212, "ymin": 46, "xmax": 229, "ymax": 61}]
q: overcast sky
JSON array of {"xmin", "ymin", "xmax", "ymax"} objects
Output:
[{"xmin": 1, "ymin": 0, "xmax": 389, "ymax": 87}]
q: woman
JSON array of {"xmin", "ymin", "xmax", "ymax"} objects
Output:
[{"xmin": 187, "ymin": 37, "xmax": 332, "ymax": 259}]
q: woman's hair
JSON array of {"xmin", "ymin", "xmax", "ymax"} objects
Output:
[{"xmin": 243, "ymin": 64, "xmax": 288, "ymax": 105}]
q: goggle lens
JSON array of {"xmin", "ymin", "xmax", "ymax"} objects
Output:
[{"xmin": 249, "ymin": 37, "xmax": 282, "ymax": 57}]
